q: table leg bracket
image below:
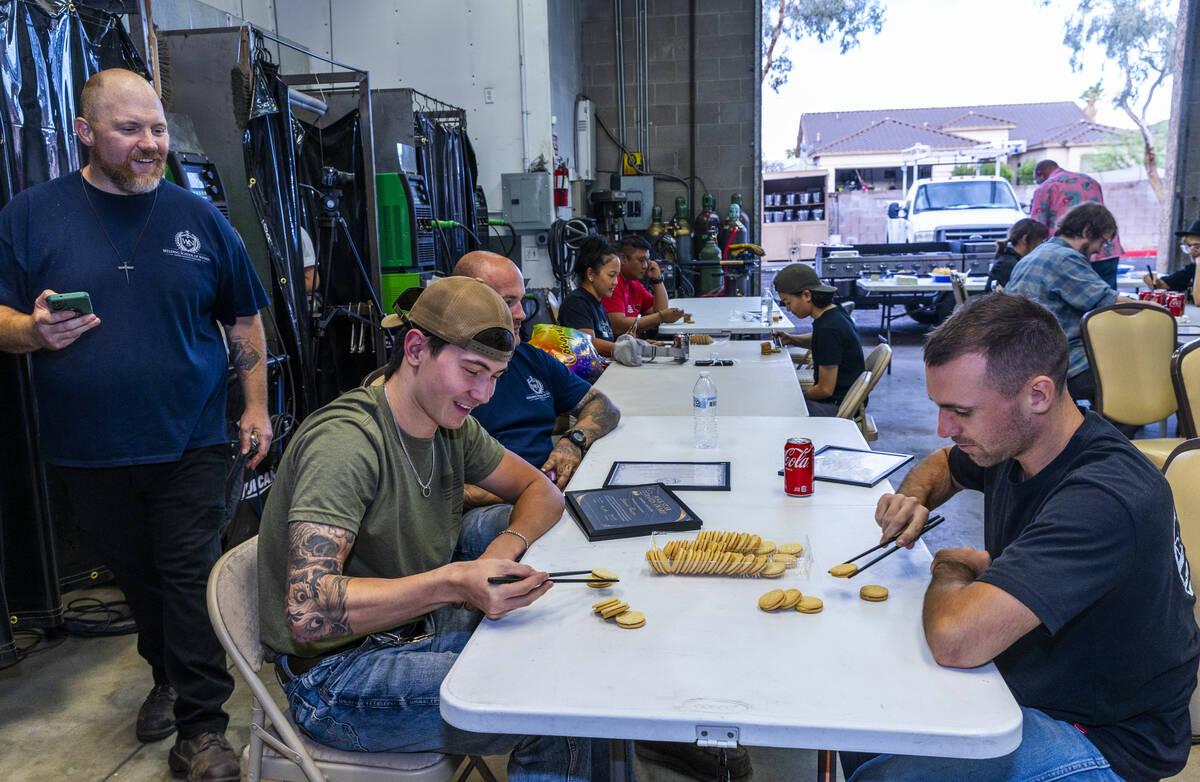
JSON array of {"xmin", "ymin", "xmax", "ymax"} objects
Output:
[{"xmin": 695, "ymin": 725, "xmax": 740, "ymax": 749}]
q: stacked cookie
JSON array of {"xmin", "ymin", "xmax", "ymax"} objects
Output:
[{"xmin": 645, "ymin": 531, "xmax": 803, "ymax": 578}]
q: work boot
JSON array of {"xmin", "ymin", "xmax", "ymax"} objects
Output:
[
  {"xmin": 168, "ymin": 731, "xmax": 240, "ymax": 782},
  {"xmin": 135, "ymin": 683, "xmax": 177, "ymax": 742},
  {"xmin": 635, "ymin": 740, "xmax": 753, "ymax": 781}
]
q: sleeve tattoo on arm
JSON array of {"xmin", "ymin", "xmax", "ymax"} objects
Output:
[
  {"xmin": 286, "ymin": 522, "xmax": 356, "ymax": 643},
  {"xmin": 229, "ymin": 335, "xmax": 262, "ymax": 375},
  {"xmin": 571, "ymin": 389, "xmax": 620, "ymax": 438}
]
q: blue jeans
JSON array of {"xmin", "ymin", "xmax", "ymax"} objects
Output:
[
  {"xmin": 844, "ymin": 707, "xmax": 1125, "ymax": 782},
  {"xmin": 281, "ymin": 502, "xmax": 597, "ymax": 781}
]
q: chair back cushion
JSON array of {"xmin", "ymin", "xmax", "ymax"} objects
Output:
[
  {"xmin": 835, "ymin": 370, "xmax": 872, "ymax": 418},
  {"xmin": 209, "ymin": 536, "xmax": 265, "ymax": 670},
  {"xmin": 1173, "ymin": 341, "xmax": 1200, "ymax": 439},
  {"xmin": 1082, "ymin": 303, "xmax": 1177, "ymax": 425},
  {"xmin": 1162, "ymin": 441, "xmax": 1200, "ymax": 729}
]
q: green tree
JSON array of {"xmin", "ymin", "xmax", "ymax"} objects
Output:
[
  {"xmin": 1043, "ymin": 0, "xmax": 1174, "ymax": 202},
  {"xmin": 1082, "ymin": 121, "xmax": 1169, "ymax": 172},
  {"xmin": 1017, "ymin": 160, "xmax": 1037, "ymax": 185},
  {"xmin": 762, "ymin": 0, "xmax": 886, "ymax": 92}
]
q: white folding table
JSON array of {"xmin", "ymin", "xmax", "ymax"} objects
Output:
[
  {"xmin": 657, "ymin": 297, "xmax": 792, "ymax": 337},
  {"xmin": 592, "ymin": 340, "xmax": 808, "ymax": 417},
  {"xmin": 855, "ymin": 277, "xmax": 988, "ymax": 346},
  {"xmin": 441, "ymin": 416, "xmax": 1022, "ymax": 777}
]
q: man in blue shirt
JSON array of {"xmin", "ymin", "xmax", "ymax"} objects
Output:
[
  {"xmin": 0, "ymin": 69, "xmax": 269, "ymax": 781},
  {"xmin": 1005, "ymin": 202, "xmax": 1140, "ymax": 404},
  {"xmin": 454, "ymin": 251, "xmax": 619, "ymax": 507}
]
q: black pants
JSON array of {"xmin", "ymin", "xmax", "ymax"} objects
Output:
[{"xmin": 49, "ymin": 445, "xmax": 233, "ymax": 737}]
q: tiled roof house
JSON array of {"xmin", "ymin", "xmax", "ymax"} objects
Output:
[{"xmin": 796, "ymin": 102, "xmax": 1120, "ymax": 191}]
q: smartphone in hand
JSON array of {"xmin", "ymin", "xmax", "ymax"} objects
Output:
[{"xmin": 46, "ymin": 292, "xmax": 93, "ymax": 317}]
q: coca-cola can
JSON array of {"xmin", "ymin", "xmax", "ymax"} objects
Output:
[
  {"xmin": 1139, "ymin": 290, "xmax": 1168, "ymax": 306},
  {"xmin": 784, "ymin": 437, "xmax": 814, "ymax": 496},
  {"xmin": 1166, "ymin": 291, "xmax": 1187, "ymax": 317}
]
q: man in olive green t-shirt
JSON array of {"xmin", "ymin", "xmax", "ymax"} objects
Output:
[{"xmin": 256, "ymin": 277, "xmax": 595, "ymax": 780}]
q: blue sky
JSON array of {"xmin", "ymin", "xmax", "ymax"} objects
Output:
[{"xmin": 761, "ymin": 0, "xmax": 1176, "ymax": 161}]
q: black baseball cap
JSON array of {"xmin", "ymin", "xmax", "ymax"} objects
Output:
[{"xmin": 773, "ymin": 263, "xmax": 836, "ymax": 295}]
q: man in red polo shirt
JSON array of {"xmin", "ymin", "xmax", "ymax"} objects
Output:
[{"xmin": 603, "ymin": 235, "xmax": 684, "ymax": 336}]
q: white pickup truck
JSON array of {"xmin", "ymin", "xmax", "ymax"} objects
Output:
[{"xmin": 885, "ymin": 175, "xmax": 1024, "ymax": 244}]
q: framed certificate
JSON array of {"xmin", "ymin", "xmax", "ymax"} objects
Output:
[
  {"xmin": 565, "ymin": 483, "xmax": 704, "ymax": 542},
  {"xmin": 603, "ymin": 461, "xmax": 731, "ymax": 491},
  {"xmin": 811, "ymin": 445, "xmax": 913, "ymax": 487}
]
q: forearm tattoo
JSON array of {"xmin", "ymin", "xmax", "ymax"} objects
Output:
[
  {"xmin": 229, "ymin": 335, "xmax": 262, "ymax": 375},
  {"xmin": 572, "ymin": 389, "xmax": 620, "ymax": 439},
  {"xmin": 286, "ymin": 522, "xmax": 356, "ymax": 643}
]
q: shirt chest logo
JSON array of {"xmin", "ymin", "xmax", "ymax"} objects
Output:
[
  {"xmin": 163, "ymin": 230, "xmax": 211, "ymax": 263},
  {"xmin": 525, "ymin": 376, "xmax": 551, "ymax": 401}
]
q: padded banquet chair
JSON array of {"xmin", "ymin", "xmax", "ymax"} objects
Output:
[
  {"xmin": 207, "ymin": 537, "xmax": 496, "ymax": 782},
  {"xmin": 1161, "ymin": 439, "xmax": 1200, "ymax": 738},
  {"xmin": 1081, "ymin": 302, "xmax": 1182, "ymax": 467},
  {"xmin": 1171, "ymin": 339, "xmax": 1200, "ymax": 439}
]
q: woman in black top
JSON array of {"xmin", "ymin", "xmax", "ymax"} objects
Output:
[
  {"xmin": 558, "ymin": 236, "xmax": 621, "ymax": 356},
  {"xmin": 988, "ymin": 218, "xmax": 1049, "ymax": 291}
]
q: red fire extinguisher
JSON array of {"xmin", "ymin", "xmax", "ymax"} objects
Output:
[{"xmin": 554, "ymin": 160, "xmax": 569, "ymax": 207}]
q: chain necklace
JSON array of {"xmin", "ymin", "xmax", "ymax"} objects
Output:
[
  {"xmin": 79, "ymin": 174, "xmax": 160, "ymax": 283},
  {"xmin": 383, "ymin": 385, "xmax": 436, "ymax": 498}
]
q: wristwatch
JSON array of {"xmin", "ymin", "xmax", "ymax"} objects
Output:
[
  {"xmin": 562, "ymin": 429, "xmax": 589, "ymax": 453},
  {"xmin": 648, "ymin": 277, "xmax": 664, "ymax": 285}
]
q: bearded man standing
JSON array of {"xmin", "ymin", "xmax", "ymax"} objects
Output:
[{"xmin": 0, "ymin": 68, "xmax": 271, "ymax": 781}]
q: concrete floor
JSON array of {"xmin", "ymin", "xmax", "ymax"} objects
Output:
[{"xmin": 0, "ymin": 298, "xmax": 1196, "ymax": 781}]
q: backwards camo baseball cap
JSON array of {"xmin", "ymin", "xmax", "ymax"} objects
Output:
[{"xmin": 382, "ymin": 276, "xmax": 515, "ymax": 362}]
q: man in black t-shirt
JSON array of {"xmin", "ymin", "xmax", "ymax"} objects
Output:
[
  {"xmin": 845, "ymin": 294, "xmax": 1199, "ymax": 782},
  {"xmin": 771, "ymin": 263, "xmax": 865, "ymax": 416}
]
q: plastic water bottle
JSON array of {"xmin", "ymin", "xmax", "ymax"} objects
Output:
[
  {"xmin": 693, "ymin": 372, "xmax": 718, "ymax": 448},
  {"xmin": 760, "ymin": 285, "xmax": 772, "ymax": 326}
]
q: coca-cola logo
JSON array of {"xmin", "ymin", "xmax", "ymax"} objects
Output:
[{"xmin": 784, "ymin": 447, "xmax": 811, "ymax": 469}]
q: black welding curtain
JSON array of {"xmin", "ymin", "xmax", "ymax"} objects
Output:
[
  {"xmin": 0, "ymin": 1, "xmax": 144, "ymax": 647},
  {"xmin": 415, "ymin": 111, "xmax": 481, "ymax": 273},
  {"xmin": 0, "ymin": 2, "xmax": 143, "ymax": 205},
  {"xmin": 242, "ymin": 58, "xmax": 375, "ymax": 409}
]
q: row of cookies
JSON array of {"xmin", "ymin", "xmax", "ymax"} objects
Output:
[{"xmin": 646, "ymin": 548, "xmax": 789, "ymax": 578}]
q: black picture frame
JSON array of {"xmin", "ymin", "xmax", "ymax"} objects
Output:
[
  {"xmin": 565, "ymin": 483, "xmax": 704, "ymax": 542},
  {"xmin": 602, "ymin": 461, "xmax": 731, "ymax": 491},
  {"xmin": 811, "ymin": 445, "xmax": 913, "ymax": 487}
]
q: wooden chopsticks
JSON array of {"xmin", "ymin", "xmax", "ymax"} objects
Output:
[{"xmin": 843, "ymin": 515, "xmax": 945, "ymax": 579}]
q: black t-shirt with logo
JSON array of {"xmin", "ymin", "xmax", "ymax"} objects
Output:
[
  {"xmin": 810, "ymin": 304, "xmax": 865, "ymax": 406},
  {"xmin": 558, "ymin": 287, "xmax": 614, "ymax": 341},
  {"xmin": 948, "ymin": 412, "xmax": 1200, "ymax": 781}
]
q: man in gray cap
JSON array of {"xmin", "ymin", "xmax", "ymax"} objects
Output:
[
  {"xmin": 256, "ymin": 276, "xmax": 596, "ymax": 780},
  {"xmin": 1144, "ymin": 218, "xmax": 1200, "ymax": 304},
  {"xmin": 771, "ymin": 263, "xmax": 866, "ymax": 416}
]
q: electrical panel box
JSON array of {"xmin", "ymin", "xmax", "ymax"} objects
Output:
[
  {"xmin": 501, "ymin": 172, "xmax": 553, "ymax": 231},
  {"xmin": 575, "ymin": 97, "xmax": 595, "ymax": 181},
  {"xmin": 612, "ymin": 175, "xmax": 654, "ymax": 231}
]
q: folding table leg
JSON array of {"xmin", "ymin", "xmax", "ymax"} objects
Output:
[{"xmin": 816, "ymin": 749, "xmax": 837, "ymax": 782}]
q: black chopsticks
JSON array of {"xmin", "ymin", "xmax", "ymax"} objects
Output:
[
  {"xmin": 843, "ymin": 515, "xmax": 945, "ymax": 579},
  {"xmin": 487, "ymin": 570, "xmax": 617, "ymax": 585}
]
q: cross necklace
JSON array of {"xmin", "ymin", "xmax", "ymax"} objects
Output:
[{"xmin": 79, "ymin": 175, "xmax": 160, "ymax": 283}]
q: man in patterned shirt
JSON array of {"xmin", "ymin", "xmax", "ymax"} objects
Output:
[
  {"xmin": 1031, "ymin": 160, "xmax": 1124, "ymax": 261},
  {"xmin": 1005, "ymin": 203, "xmax": 1139, "ymax": 406}
]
